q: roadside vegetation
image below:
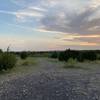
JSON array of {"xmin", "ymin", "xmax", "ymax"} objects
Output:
[
  {"xmin": 0, "ymin": 49, "xmax": 16, "ymax": 71},
  {"xmin": 0, "ymin": 56, "xmax": 37, "ymax": 82},
  {"xmin": 17, "ymin": 57, "xmax": 36, "ymax": 66},
  {"xmin": 0, "ymin": 48, "xmax": 37, "ymax": 77},
  {"xmin": 50, "ymin": 49, "xmax": 100, "ymax": 69},
  {"xmin": 20, "ymin": 51, "xmax": 28, "ymax": 60},
  {"xmin": 64, "ymin": 58, "xmax": 79, "ymax": 69},
  {"xmin": 0, "ymin": 48, "xmax": 99, "ymax": 75}
]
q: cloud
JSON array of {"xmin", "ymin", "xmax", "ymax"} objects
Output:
[
  {"xmin": 61, "ymin": 34, "xmax": 100, "ymax": 47},
  {"xmin": 0, "ymin": 10, "xmax": 16, "ymax": 15},
  {"xmin": 40, "ymin": 6, "xmax": 100, "ymax": 34},
  {"xmin": 15, "ymin": 9, "xmax": 44, "ymax": 22},
  {"xmin": 0, "ymin": 6, "xmax": 45, "ymax": 22},
  {"xmin": 4, "ymin": 0, "xmax": 100, "ymax": 49},
  {"xmin": 10, "ymin": 0, "xmax": 100, "ymax": 34},
  {"xmin": 16, "ymin": 6, "xmax": 46, "ymax": 19},
  {"xmin": 90, "ymin": 0, "xmax": 100, "ymax": 8}
]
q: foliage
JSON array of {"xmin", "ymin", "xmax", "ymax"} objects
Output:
[
  {"xmin": 20, "ymin": 51, "xmax": 28, "ymax": 59},
  {"xmin": 58, "ymin": 49, "xmax": 79, "ymax": 62},
  {"xmin": 16, "ymin": 57, "xmax": 36, "ymax": 68},
  {"xmin": 77, "ymin": 51, "xmax": 97, "ymax": 62},
  {"xmin": 58, "ymin": 51, "xmax": 66, "ymax": 61},
  {"xmin": 55, "ymin": 49, "xmax": 97, "ymax": 62},
  {"xmin": 64, "ymin": 58, "xmax": 78, "ymax": 68},
  {"xmin": 0, "ymin": 49, "xmax": 3, "ymax": 53},
  {"xmin": 0, "ymin": 52, "xmax": 17, "ymax": 71},
  {"xmin": 51, "ymin": 51, "xmax": 58, "ymax": 59}
]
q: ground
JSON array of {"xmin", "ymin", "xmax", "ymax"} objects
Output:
[{"xmin": 0, "ymin": 57, "xmax": 100, "ymax": 100}]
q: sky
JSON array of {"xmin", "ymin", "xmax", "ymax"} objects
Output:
[{"xmin": 0, "ymin": 0, "xmax": 100, "ymax": 51}]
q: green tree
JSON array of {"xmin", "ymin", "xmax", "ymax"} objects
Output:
[{"xmin": 20, "ymin": 51, "xmax": 28, "ymax": 59}]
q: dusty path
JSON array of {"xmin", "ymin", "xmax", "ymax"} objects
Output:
[{"xmin": 0, "ymin": 58, "xmax": 100, "ymax": 100}]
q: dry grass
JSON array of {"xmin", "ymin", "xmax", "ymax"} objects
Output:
[{"xmin": 0, "ymin": 57, "xmax": 37, "ymax": 82}]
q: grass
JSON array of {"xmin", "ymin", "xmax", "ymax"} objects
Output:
[
  {"xmin": 93, "ymin": 60, "xmax": 100, "ymax": 64},
  {"xmin": 63, "ymin": 58, "xmax": 100, "ymax": 70},
  {"xmin": 0, "ymin": 57, "xmax": 37, "ymax": 82},
  {"xmin": 11, "ymin": 57, "xmax": 37, "ymax": 74},
  {"xmin": 0, "ymin": 57, "xmax": 99, "ymax": 83},
  {"xmin": 17, "ymin": 57, "xmax": 36, "ymax": 66},
  {"xmin": 63, "ymin": 58, "xmax": 84, "ymax": 69}
]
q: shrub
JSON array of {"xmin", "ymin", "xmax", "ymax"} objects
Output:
[
  {"xmin": 58, "ymin": 52, "xmax": 66, "ymax": 61},
  {"xmin": 77, "ymin": 51, "xmax": 97, "ymax": 62},
  {"xmin": 64, "ymin": 58, "xmax": 78, "ymax": 68},
  {"xmin": 57, "ymin": 49, "xmax": 97, "ymax": 62},
  {"xmin": 58, "ymin": 49, "xmax": 80, "ymax": 62},
  {"xmin": 0, "ymin": 52, "xmax": 17, "ymax": 71},
  {"xmin": 0, "ymin": 49, "xmax": 3, "ymax": 53},
  {"xmin": 77, "ymin": 52, "xmax": 84, "ymax": 62},
  {"xmin": 20, "ymin": 51, "xmax": 28, "ymax": 59},
  {"xmin": 97, "ymin": 54, "xmax": 100, "ymax": 60},
  {"xmin": 51, "ymin": 51, "xmax": 58, "ymax": 59}
]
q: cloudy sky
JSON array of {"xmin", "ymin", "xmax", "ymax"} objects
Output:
[{"xmin": 0, "ymin": 0, "xmax": 100, "ymax": 51}]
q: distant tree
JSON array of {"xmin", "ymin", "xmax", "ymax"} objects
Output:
[
  {"xmin": 20, "ymin": 51, "xmax": 28, "ymax": 59},
  {"xmin": 83, "ymin": 51, "xmax": 97, "ymax": 61},
  {"xmin": 77, "ymin": 52, "xmax": 84, "ymax": 62},
  {"xmin": 58, "ymin": 51, "xmax": 68, "ymax": 61},
  {"xmin": 58, "ymin": 49, "xmax": 97, "ymax": 62},
  {"xmin": 51, "ymin": 51, "xmax": 58, "ymax": 58}
]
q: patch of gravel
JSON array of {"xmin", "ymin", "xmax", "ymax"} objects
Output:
[{"xmin": 0, "ymin": 58, "xmax": 100, "ymax": 100}]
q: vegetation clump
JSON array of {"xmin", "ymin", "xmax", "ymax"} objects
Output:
[
  {"xmin": 20, "ymin": 51, "xmax": 28, "ymax": 60},
  {"xmin": 64, "ymin": 58, "xmax": 78, "ymax": 68},
  {"xmin": 51, "ymin": 51, "xmax": 58, "ymax": 59},
  {"xmin": 57, "ymin": 49, "xmax": 97, "ymax": 62},
  {"xmin": 0, "ymin": 50, "xmax": 16, "ymax": 71}
]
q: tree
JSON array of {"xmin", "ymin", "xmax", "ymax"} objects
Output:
[
  {"xmin": 51, "ymin": 51, "xmax": 58, "ymax": 58},
  {"xmin": 20, "ymin": 51, "xmax": 28, "ymax": 59}
]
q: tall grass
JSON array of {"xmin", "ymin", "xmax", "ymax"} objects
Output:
[{"xmin": 64, "ymin": 58, "xmax": 80, "ymax": 69}]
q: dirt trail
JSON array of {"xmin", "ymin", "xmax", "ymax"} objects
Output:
[{"xmin": 0, "ymin": 58, "xmax": 100, "ymax": 100}]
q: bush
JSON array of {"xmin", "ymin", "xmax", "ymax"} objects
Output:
[
  {"xmin": 77, "ymin": 52, "xmax": 84, "ymax": 62},
  {"xmin": 0, "ymin": 49, "xmax": 3, "ymax": 53},
  {"xmin": 64, "ymin": 58, "xmax": 78, "ymax": 68},
  {"xmin": 58, "ymin": 49, "xmax": 80, "ymax": 62},
  {"xmin": 97, "ymin": 54, "xmax": 100, "ymax": 60},
  {"xmin": 58, "ymin": 52, "xmax": 66, "ymax": 61},
  {"xmin": 77, "ymin": 51, "xmax": 97, "ymax": 62},
  {"xmin": 0, "ymin": 52, "xmax": 17, "ymax": 71},
  {"xmin": 51, "ymin": 51, "xmax": 58, "ymax": 59},
  {"xmin": 57, "ymin": 49, "xmax": 97, "ymax": 62},
  {"xmin": 20, "ymin": 52, "xmax": 28, "ymax": 59}
]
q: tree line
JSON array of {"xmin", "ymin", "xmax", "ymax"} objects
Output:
[{"xmin": 51, "ymin": 49, "xmax": 100, "ymax": 62}]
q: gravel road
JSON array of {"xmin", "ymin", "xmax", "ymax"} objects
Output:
[{"xmin": 0, "ymin": 58, "xmax": 100, "ymax": 100}]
